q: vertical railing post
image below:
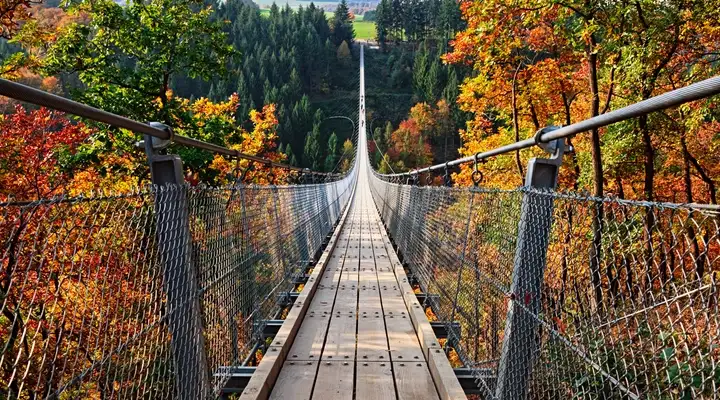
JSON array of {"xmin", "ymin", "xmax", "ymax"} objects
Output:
[
  {"xmin": 144, "ymin": 128, "xmax": 209, "ymax": 399},
  {"xmin": 495, "ymin": 128, "xmax": 564, "ymax": 400}
]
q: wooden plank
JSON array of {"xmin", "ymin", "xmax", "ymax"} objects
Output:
[
  {"xmin": 269, "ymin": 361, "xmax": 317, "ymax": 400},
  {"xmin": 312, "ymin": 361, "xmax": 354, "ymax": 400},
  {"xmin": 393, "ymin": 362, "xmax": 440, "ymax": 400},
  {"xmin": 356, "ymin": 362, "xmax": 396, "ymax": 400},
  {"xmin": 286, "ymin": 313, "xmax": 331, "ymax": 361},
  {"xmin": 360, "ymin": 244, "xmax": 375, "ymax": 259},
  {"xmin": 428, "ymin": 348, "xmax": 467, "ymax": 400},
  {"xmin": 308, "ymin": 288, "xmax": 337, "ymax": 313},
  {"xmin": 357, "ymin": 313, "xmax": 390, "ymax": 361},
  {"xmin": 385, "ymin": 315, "xmax": 425, "ymax": 362},
  {"xmin": 334, "ymin": 264, "xmax": 358, "ymax": 313},
  {"xmin": 320, "ymin": 268, "xmax": 344, "ymax": 285},
  {"xmin": 359, "ymin": 260, "xmax": 376, "ymax": 272},
  {"xmin": 381, "ymin": 294, "xmax": 409, "ymax": 316},
  {"xmin": 321, "ymin": 312, "xmax": 357, "ymax": 361},
  {"xmin": 238, "ymin": 346, "xmax": 282, "ymax": 399}
]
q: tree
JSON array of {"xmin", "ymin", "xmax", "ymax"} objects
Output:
[
  {"xmin": 0, "ymin": 0, "xmax": 38, "ymax": 39},
  {"xmin": 340, "ymin": 139, "xmax": 354, "ymax": 172},
  {"xmin": 42, "ymin": 0, "xmax": 234, "ymax": 124},
  {"xmin": 0, "ymin": 105, "xmax": 97, "ymax": 398},
  {"xmin": 304, "ymin": 123, "xmax": 322, "ymax": 170},
  {"xmin": 331, "ymin": 0, "xmax": 354, "ymax": 46},
  {"xmin": 337, "ymin": 40, "xmax": 352, "ymax": 67},
  {"xmin": 209, "ymin": 103, "xmax": 287, "ymax": 185},
  {"xmin": 324, "ymin": 132, "xmax": 339, "ymax": 171},
  {"xmin": 0, "ymin": 105, "xmax": 91, "ymax": 201},
  {"xmin": 387, "ymin": 118, "xmax": 433, "ymax": 170},
  {"xmin": 375, "ymin": 0, "xmax": 390, "ymax": 49},
  {"xmin": 285, "ymin": 144, "xmax": 298, "ymax": 166}
]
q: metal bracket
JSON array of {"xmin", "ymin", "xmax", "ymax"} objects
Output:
[
  {"xmin": 533, "ymin": 126, "xmax": 564, "ymax": 161},
  {"xmin": 137, "ymin": 122, "xmax": 174, "ymax": 153},
  {"xmin": 525, "ymin": 126, "xmax": 566, "ymax": 189}
]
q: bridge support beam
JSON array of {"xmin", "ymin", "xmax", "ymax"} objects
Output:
[
  {"xmin": 144, "ymin": 131, "xmax": 210, "ymax": 399},
  {"xmin": 495, "ymin": 130, "xmax": 564, "ymax": 400}
]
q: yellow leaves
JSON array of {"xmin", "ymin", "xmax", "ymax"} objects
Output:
[
  {"xmin": 191, "ymin": 93, "xmax": 239, "ymax": 118},
  {"xmin": 208, "ymin": 102, "xmax": 285, "ymax": 185}
]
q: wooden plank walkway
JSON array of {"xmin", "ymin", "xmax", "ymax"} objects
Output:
[{"xmin": 241, "ymin": 44, "xmax": 465, "ymax": 400}]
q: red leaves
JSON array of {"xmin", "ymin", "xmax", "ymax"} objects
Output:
[
  {"xmin": 553, "ymin": 317, "xmax": 567, "ymax": 335},
  {"xmin": 0, "ymin": 105, "xmax": 91, "ymax": 201}
]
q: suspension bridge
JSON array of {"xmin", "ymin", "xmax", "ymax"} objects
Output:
[{"xmin": 0, "ymin": 45, "xmax": 719, "ymax": 400}]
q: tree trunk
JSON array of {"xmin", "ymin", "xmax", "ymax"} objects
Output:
[
  {"xmin": 511, "ymin": 77, "xmax": 523, "ymax": 179},
  {"xmin": 639, "ymin": 109, "xmax": 657, "ymax": 296},
  {"xmin": 681, "ymin": 132, "xmax": 706, "ymax": 278},
  {"xmin": 587, "ymin": 36, "xmax": 604, "ymax": 310}
]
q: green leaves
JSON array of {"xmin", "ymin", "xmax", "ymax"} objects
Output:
[
  {"xmin": 44, "ymin": 0, "xmax": 233, "ymax": 124},
  {"xmin": 659, "ymin": 347, "xmax": 675, "ymax": 361}
]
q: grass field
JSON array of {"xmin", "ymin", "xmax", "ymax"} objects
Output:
[
  {"xmin": 353, "ymin": 20, "xmax": 376, "ymax": 40},
  {"xmin": 258, "ymin": 7, "xmax": 376, "ymax": 40}
]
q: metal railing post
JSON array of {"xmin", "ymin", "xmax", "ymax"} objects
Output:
[
  {"xmin": 495, "ymin": 129, "xmax": 564, "ymax": 400},
  {"xmin": 143, "ymin": 129, "xmax": 210, "ymax": 399}
]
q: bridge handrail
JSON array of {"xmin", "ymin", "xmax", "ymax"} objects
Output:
[
  {"xmin": 378, "ymin": 75, "xmax": 720, "ymax": 178},
  {"xmin": 0, "ymin": 78, "xmax": 336, "ymax": 177}
]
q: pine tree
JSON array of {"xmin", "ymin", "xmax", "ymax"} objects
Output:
[
  {"xmin": 423, "ymin": 58, "xmax": 443, "ymax": 102},
  {"xmin": 391, "ymin": 0, "xmax": 403, "ymax": 39},
  {"xmin": 304, "ymin": 123, "xmax": 322, "ymax": 170},
  {"xmin": 384, "ymin": 121, "xmax": 393, "ymax": 148},
  {"xmin": 285, "ymin": 145, "xmax": 296, "ymax": 166},
  {"xmin": 324, "ymin": 132, "xmax": 339, "ymax": 171},
  {"xmin": 331, "ymin": 0, "xmax": 355, "ymax": 46},
  {"xmin": 374, "ymin": 126, "xmax": 387, "ymax": 152},
  {"xmin": 376, "ymin": 0, "xmax": 390, "ymax": 49},
  {"xmin": 413, "ymin": 42, "xmax": 429, "ymax": 99},
  {"xmin": 288, "ymin": 68, "xmax": 302, "ymax": 101}
]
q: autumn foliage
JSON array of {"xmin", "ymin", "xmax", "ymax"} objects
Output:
[{"xmin": 444, "ymin": 0, "xmax": 720, "ymax": 204}]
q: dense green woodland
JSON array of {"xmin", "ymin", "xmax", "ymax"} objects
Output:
[
  {"xmin": 169, "ymin": 0, "xmax": 466, "ymax": 172},
  {"xmin": 171, "ymin": 0, "xmax": 362, "ymax": 170}
]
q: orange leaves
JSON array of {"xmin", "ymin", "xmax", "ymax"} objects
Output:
[
  {"xmin": 425, "ymin": 307, "xmax": 438, "ymax": 322},
  {"xmin": 552, "ymin": 317, "xmax": 567, "ymax": 335}
]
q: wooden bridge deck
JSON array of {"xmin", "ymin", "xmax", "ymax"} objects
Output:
[{"xmin": 240, "ymin": 176, "xmax": 465, "ymax": 399}]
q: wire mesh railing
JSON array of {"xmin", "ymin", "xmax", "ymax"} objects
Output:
[
  {"xmin": 0, "ymin": 172, "xmax": 356, "ymax": 398},
  {"xmin": 369, "ymin": 173, "xmax": 720, "ymax": 399}
]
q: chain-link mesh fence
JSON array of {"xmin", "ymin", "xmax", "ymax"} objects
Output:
[
  {"xmin": 369, "ymin": 173, "xmax": 720, "ymax": 399},
  {"xmin": 0, "ymin": 176, "xmax": 354, "ymax": 399}
]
